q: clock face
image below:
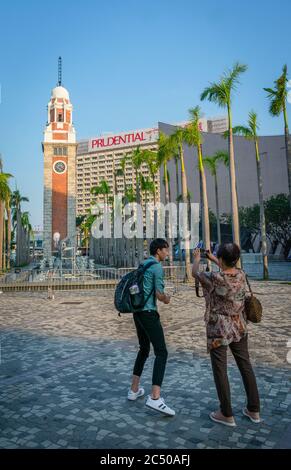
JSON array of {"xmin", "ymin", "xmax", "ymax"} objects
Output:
[{"xmin": 53, "ymin": 160, "xmax": 67, "ymax": 174}]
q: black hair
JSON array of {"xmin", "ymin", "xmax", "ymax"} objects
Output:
[
  {"xmin": 150, "ymin": 238, "xmax": 169, "ymax": 256},
  {"xmin": 216, "ymin": 243, "xmax": 240, "ymax": 267}
]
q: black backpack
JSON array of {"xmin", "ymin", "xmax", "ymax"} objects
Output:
[{"xmin": 114, "ymin": 260, "xmax": 157, "ymax": 315}]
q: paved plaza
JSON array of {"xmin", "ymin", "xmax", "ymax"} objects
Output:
[{"xmin": 0, "ymin": 281, "xmax": 290, "ymax": 449}]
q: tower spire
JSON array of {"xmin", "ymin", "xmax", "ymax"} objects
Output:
[{"xmin": 58, "ymin": 56, "xmax": 62, "ymax": 86}]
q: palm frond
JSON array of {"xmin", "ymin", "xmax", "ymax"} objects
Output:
[
  {"xmin": 232, "ymin": 125, "xmax": 253, "ymax": 139},
  {"xmin": 215, "ymin": 150, "xmax": 229, "ymax": 167},
  {"xmin": 264, "ymin": 64, "xmax": 289, "ymax": 117},
  {"xmin": 225, "ymin": 62, "xmax": 248, "ymax": 91},
  {"xmin": 248, "ymin": 110, "xmax": 259, "ymax": 136},
  {"xmin": 188, "ymin": 105, "xmax": 201, "ymax": 121},
  {"xmin": 203, "ymin": 157, "xmax": 217, "ymax": 176},
  {"xmin": 200, "ymin": 82, "xmax": 228, "ymax": 107}
]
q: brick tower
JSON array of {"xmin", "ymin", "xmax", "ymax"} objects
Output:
[{"xmin": 42, "ymin": 57, "xmax": 77, "ymax": 259}]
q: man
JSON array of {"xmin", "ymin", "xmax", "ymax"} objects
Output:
[{"xmin": 127, "ymin": 238, "xmax": 175, "ymax": 416}]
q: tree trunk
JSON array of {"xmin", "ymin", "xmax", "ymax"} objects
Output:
[
  {"xmin": 283, "ymin": 104, "xmax": 291, "ymax": 206},
  {"xmin": 3, "ymin": 215, "xmax": 6, "ymax": 270},
  {"xmin": 175, "ymin": 157, "xmax": 182, "ymax": 264},
  {"xmin": 7, "ymin": 205, "xmax": 11, "ymax": 269},
  {"xmin": 135, "ymin": 171, "xmax": 144, "ymax": 265},
  {"xmin": 255, "ymin": 140, "xmax": 269, "ymax": 280},
  {"xmin": 228, "ymin": 105, "xmax": 241, "ymax": 267},
  {"xmin": 180, "ymin": 144, "xmax": 191, "ymax": 280},
  {"xmin": 214, "ymin": 172, "xmax": 221, "ymax": 245},
  {"xmin": 16, "ymin": 209, "xmax": 21, "ymax": 266},
  {"xmin": 199, "ymin": 169, "xmax": 204, "ymax": 244},
  {"xmin": 198, "ymin": 144, "xmax": 211, "ymax": 271},
  {"xmin": 164, "ymin": 162, "xmax": 173, "ymax": 267},
  {"xmin": 0, "ymin": 201, "xmax": 3, "ymax": 271}
]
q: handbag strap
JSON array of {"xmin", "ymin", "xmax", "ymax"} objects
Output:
[
  {"xmin": 245, "ymin": 273, "xmax": 253, "ymax": 296},
  {"xmin": 195, "ymin": 276, "xmax": 204, "ymax": 297}
]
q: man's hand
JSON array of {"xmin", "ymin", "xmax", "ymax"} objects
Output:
[
  {"xmin": 156, "ymin": 291, "xmax": 171, "ymax": 304},
  {"xmin": 163, "ymin": 294, "xmax": 170, "ymax": 305}
]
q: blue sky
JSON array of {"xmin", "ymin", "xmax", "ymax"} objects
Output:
[{"xmin": 0, "ymin": 0, "xmax": 290, "ymax": 227}]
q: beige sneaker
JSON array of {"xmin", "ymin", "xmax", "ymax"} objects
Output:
[{"xmin": 209, "ymin": 410, "xmax": 236, "ymax": 427}]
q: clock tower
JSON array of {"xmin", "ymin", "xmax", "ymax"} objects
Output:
[{"xmin": 42, "ymin": 57, "xmax": 77, "ymax": 259}]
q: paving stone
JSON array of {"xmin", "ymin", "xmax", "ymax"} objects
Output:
[{"xmin": 0, "ymin": 285, "xmax": 290, "ymax": 449}]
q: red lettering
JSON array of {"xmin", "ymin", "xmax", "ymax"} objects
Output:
[
  {"xmin": 91, "ymin": 131, "xmax": 149, "ymax": 151},
  {"xmin": 135, "ymin": 132, "xmax": 145, "ymax": 142}
]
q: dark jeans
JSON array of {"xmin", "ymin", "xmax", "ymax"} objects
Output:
[
  {"xmin": 210, "ymin": 334, "xmax": 260, "ymax": 417},
  {"xmin": 133, "ymin": 310, "xmax": 168, "ymax": 387}
]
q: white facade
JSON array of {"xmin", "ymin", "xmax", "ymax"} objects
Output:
[
  {"xmin": 75, "ymin": 117, "xmax": 228, "ymax": 216},
  {"xmin": 76, "ymin": 128, "xmax": 160, "ymax": 215}
]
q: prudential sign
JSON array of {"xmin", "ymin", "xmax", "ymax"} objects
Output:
[{"xmin": 88, "ymin": 128, "xmax": 159, "ymax": 152}]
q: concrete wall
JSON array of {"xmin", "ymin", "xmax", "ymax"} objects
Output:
[{"xmin": 159, "ymin": 121, "xmax": 288, "ymax": 213}]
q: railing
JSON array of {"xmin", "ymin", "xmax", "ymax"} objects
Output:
[{"xmin": 0, "ymin": 265, "xmax": 190, "ymax": 293}]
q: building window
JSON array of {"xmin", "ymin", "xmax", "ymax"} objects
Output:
[
  {"xmin": 53, "ymin": 147, "xmax": 67, "ymax": 156},
  {"xmin": 58, "ymin": 113, "xmax": 63, "ymax": 122}
]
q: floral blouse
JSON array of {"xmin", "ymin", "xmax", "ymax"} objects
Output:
[{"xmin": 195, "ymin": 269, "xmax": 248, "ymax": 352}]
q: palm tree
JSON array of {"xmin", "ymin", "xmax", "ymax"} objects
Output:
[
  {"xmin": 120, "ymin": 155, "xmax": 129, "ymax": 195},
  {"xmin": 174, "ymin": 153, "xmax": 180, "ymax": 199},
  {"xmin": 10, "ymin": 189, "xmax": 29, "ymax": 268},
  {"xmin": 0, "ymin": 173, "xmax": 12, "ymax": 271},
  {"xmin": 18, "ymin": 211, "xmax": 33, "ymax": 266},
  {"xmin": 131, "ymin": 147, "xmax": 144, "ymax": 204},
  {"xmin": 157, "ymin": 132, "xmax": 176, "ymax": 266},
  {"xmin": 183, "ymin": 106, "xmax": 211, "ymax": 263},
  {"xmin": 91, "ymin": 180, "xmax": 111, "ymax": 265},
  {"xmin": 140, "ymin": 174, "xmax": 155, "ymax": 208},
  {"xmin": 5, "ymin": 187, "xmax": 12, "ymax": 269},
  {"xmin": 232, "ymin": 111, "xmax": 269, "ymax": 279},
  {"xmin": 170, "ymin": 128, "xmax": 191, "ymax": 280},
  {"xmin": 131, "ymin": 147, "xmax": 145, "ymax": 265},
  {"xmin": 141, "ymin": 149, "xmax": 159, "ymax": 237},
  {"xmin": 140, "ymin": 174, "xmax": 155, "ymax": 259},
  {"xmin": 201, "ymin": 62, "xmax": 248, "ymax": 263},
  {"xmin": 11, "ymin": 189, "xmax": 29, "ymax": 231},
  {"xmin": 80, "ymin": 211, "xmax": 97, "ymax": 257},
  {"xmin": 264, "ymin": 64, "xmax": 291, "ymax": 205},
  {"xmin": 203, "ymin": 150, "xmax": 229, "ymax": 245},
  {"xmin": 21, "ymin": 211, "xmax": 33, "ymax": 233},
  {"xmin": 91, "ymin": 180, "xmax": 111, "ymax": 205}
]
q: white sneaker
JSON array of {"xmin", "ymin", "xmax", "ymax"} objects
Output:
[
  {"xmin": 146, "ymin": 396, "xmax": 175, "ymax": 416},
  {"xmin": 127, "ymin": 386, "xmax": 145, "ymax": 401}
]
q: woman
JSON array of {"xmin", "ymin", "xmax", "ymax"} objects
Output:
[{"xmin": 192, "ymin": 243, "xmax": 261, "ymax": 427}]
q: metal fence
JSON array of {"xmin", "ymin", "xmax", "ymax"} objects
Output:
[{"xmin": 0, "ymin": 265, "xmax": 189, "ymax": 293}]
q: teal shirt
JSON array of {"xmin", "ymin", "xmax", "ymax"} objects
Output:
[{"xmin": 142, "ymin": 256, "xmax": 165, "ymax": 311}]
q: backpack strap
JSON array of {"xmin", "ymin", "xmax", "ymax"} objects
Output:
[
  {"xmin": 144, "ymin": 284, "xmax": 156, "ymax": 305},
  {"xmin": 141, "ymin": 259, "xmax": 158, "ymax": 307},
  {"xmin": 141, "ymin": 260, "xmax": 158, "ymax": 271}
]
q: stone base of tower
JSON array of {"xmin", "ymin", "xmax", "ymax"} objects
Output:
[{"xmin": 42, "ymin": 142, "xmax": 77, "ymax": 261}]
